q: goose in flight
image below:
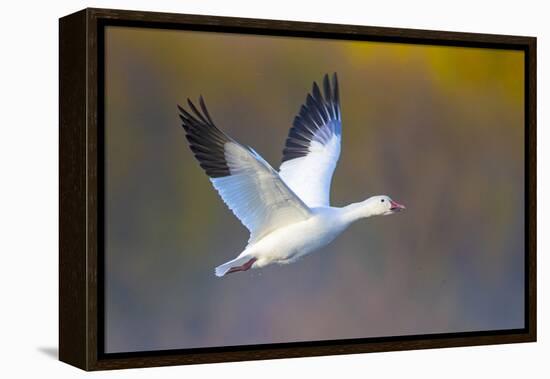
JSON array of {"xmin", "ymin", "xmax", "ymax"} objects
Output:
[{"xmin": 178, "ymin": 73, "xmax": 405, "ymax": 277}]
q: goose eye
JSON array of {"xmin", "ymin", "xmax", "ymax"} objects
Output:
[{"xmin": 381, "ymin": 199, "xmax": 385, "ymax": 203}]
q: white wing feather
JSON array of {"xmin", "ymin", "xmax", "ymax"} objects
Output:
[
  {"xmin": 279, "ymin": 73, "xmax": 342, "ymax": 207},
  {"xmin": 179, "ymin": 98, "xmax": 311, "ymax": 245},
  {"xmin": 211, "ymin": 143, "xmax": 311, "ymax": 243},
  {"xmin": 279, "ymin": 135, "xmax": 340, "ymax": 207}
]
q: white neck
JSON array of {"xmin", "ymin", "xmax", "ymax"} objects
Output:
[{"xmin": 339, "ymin": 200, "xmax": 377, "ymax": 225}]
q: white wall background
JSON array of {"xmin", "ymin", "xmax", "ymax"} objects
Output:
[{"xmin": 0, "ymin": 0, "xmax": 546, "ymax": 377}]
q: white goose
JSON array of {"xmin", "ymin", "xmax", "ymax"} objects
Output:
[{"xmin": 178, "ymin": 73, "xmax": 405, "ymax": 277}]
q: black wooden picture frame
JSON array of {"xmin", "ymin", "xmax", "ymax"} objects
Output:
[{"xmin": 59, "ymin": 7, "xmax": 536, "ymax": 371}]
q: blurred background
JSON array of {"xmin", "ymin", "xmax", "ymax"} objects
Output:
[{"xmin": 104, "ymin": 26, "xmax": 525, "ymax": 353}]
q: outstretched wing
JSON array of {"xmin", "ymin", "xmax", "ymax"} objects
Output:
[
  {"xmin": 178, "ymin": 97, "xmax": 312, "ymax": 244},
  {"xmin": 279, "ymin": 73, "xmax": 342, "ymax": 208}
]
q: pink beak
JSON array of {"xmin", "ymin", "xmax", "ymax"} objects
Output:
[{"xmin": 390, "ymin": 200, "xmax": 406, "ymax": 211}]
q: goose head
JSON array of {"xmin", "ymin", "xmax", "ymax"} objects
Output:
[{"xmin": 365, "ymin": 195, "xmax": 406, "ymax": 216}]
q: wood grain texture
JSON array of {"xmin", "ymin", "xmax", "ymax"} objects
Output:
[
  {"xmin": 91, "ymin": 333, "xmax": 534, "ymax": 371},
  {"xmin": 59, "ymin": 9, "xmax": 88, "ymax": 370},
  {"xmin": 58, "ymin": 7, "xmax": 537, "ymax": 371},
  {"xmin": 87, "ymin": 7, "xmax": 533, "ymax": 47},
  {"xmin": 86, "ymin": 10, "xmax": 100, "ymax": 370}
]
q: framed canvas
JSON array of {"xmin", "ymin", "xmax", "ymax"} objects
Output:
[{"xmin": 59, "ymin": 8, "xmax": 537, "ymax": 371}]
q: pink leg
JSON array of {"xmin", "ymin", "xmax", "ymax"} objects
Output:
[{"xmin": 226, "ymin": 257, "xmax": 257, "ymax": 275}]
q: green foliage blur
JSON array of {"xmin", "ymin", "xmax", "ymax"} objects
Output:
[{"xmin": 104, "ymin": 26, "xmax": 524, "ymax": 353}]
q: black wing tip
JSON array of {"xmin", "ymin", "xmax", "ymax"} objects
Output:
[
  {"xmin": 177, "ymin": 97, "xmax": 231, "ymax": 178},
  {"xmin": 310, "ymin": 72, "xmax": 340, "ymax": 103},
  {"xmin": 313, "ymin": 72, "xmax": 338, "ymax": 92},
  {"xmin": 177, "ymin": 103, "xmax": 191, "ymax": 131},
  {"xmin": 281, "ymin": 72, "xmax": 341, "ymax": 164},
  {"xmin": 178, "ymin": 96, "xmax": 211, "ymax": 125},
  {"xmin": 187, "ymin": 96, "xmax": 204, "ymax": 110},
  {"xmin": 304, "ymin": 72, "xmax": 341, "ymax": 121}
]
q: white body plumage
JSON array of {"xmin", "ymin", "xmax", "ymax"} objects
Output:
[
  {"xmin": 238, "ymin": 207, "xmax": 347, "ymax": 267},
  {"xmin": 215, "ymin": 197, "xmax": 402, "ymax": 276}
]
